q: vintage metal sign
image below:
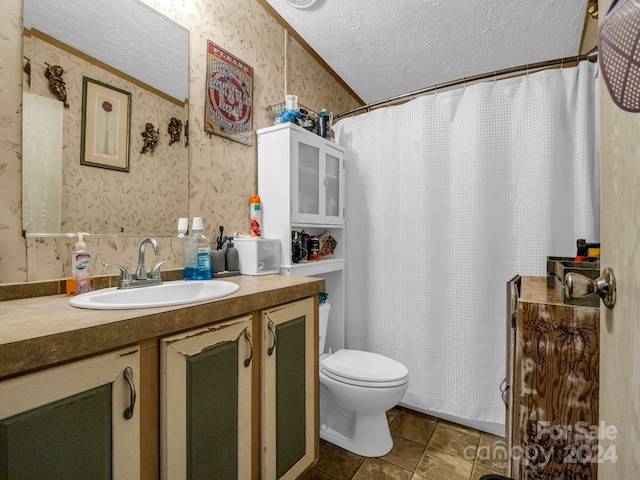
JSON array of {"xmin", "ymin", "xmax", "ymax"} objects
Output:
[{"xmin": 205, "ymin": 40, "xmax": 253, "ymax": 146}]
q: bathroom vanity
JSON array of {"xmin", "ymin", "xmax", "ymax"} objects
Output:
[
  {"xmin": 0, "ymin": 274, "xmax": 323, "ymax": 480},
  {"xmin": 506, "ymin": 276, "xmax": 600, "ymax": 480}
]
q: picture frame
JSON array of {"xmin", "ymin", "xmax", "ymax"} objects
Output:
[
  {"xmin": 80, "ymin": 77, "xmax": 131, "ymax": 172},
  {"xmin": 204, "ymin": 40, "xmax": 254, "ymax": 146}
]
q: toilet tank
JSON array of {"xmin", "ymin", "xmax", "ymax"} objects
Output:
[{"xmin": 319, "ymin": 302, "xmax": 331, "ymax": 354}]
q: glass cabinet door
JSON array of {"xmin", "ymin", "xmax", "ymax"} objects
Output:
[
  {"xmin": 325, "ymin": 152, "xmax": 341, "ymax": 218},
  {"xmin": 297, "ymin": 142, "xmax": 320, "ymax": 216},
  {"xmin": 290, "ymin": 129, "xmax": 344, "ymax": 225}
]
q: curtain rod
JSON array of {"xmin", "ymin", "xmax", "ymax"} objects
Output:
[{"xmin": 336, "ymin": 46, "xmax": 598, "ymax": 119}]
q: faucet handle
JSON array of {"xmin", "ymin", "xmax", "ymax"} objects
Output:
[
  {"xmin": 104, "ymin": 262, "xmax": 132, "ymax": 285},
  {"xmin": 150, "ymin": 260, "xmax": 169, "ymax": 280}
]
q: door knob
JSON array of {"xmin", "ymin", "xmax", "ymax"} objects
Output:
[{"xmin": 565, "ymin": 267, "xmax": 616, "ymax": 308}]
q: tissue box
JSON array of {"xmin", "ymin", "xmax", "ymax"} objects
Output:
[{"xmin": 233, "ymin": 238, "xmax": 281, "ymax": 275}]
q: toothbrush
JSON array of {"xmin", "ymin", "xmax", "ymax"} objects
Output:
[{"xmin": 216, "ymin": 226, "xmax": 224, "ymax": 250}]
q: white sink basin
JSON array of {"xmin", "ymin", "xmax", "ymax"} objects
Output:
[{"xmin": 69, "ymin": 280, "xmax": 240, "ymax": 310}]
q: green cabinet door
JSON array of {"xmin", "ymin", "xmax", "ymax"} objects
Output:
[
  {"xmin": 161, "ymin": 316, "xmax": 253, "ymax": 480},
  {"xmin": 0, "ymin": 347, "xmax": 141, "ymax": 479},
  {"xmin": 0, "ymin": 384, "xmax": 112, "ymax": 480},
  {"xmin": 262, "ymin": 298, "xmax": 316, "ymax": 480}
]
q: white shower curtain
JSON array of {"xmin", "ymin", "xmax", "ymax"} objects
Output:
[{"xmin": 333, "ymin": 62, "xmax": 599, "ymax": 435}]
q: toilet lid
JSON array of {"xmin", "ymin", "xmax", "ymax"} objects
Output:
[{"xmin": 321, "ymin": 349, "xmax": 408, "ymax": 387}]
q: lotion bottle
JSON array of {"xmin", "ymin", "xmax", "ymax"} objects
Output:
[{"xmin": 66, "ymin": 232, "xmax": 93, "ymax": 295}]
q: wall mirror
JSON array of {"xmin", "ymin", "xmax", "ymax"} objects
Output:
[{"xmin": 22, "ymin": 0, "xmax": 189, "ymax": 236}]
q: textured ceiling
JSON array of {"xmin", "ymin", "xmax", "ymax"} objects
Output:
[{"xmin": 265, "ymin": 0, "xmax": 588, "ymax": 105}]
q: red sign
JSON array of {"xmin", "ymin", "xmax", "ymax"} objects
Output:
[{"xmin": 205, "ymin": 41, "xmax": 253, "ymax": 146}]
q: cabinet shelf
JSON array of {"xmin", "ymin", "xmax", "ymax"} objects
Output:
[
  {"xmin": 281, "ymin": 258, "xmax": 345, "ymax": 276},
  {"xmin": 291, "ymin": 223, "xmax": 343, "ymax": 231}
]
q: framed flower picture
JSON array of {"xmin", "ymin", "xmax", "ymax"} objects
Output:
[{"xmin": 80, "ymin": 77, "xmax": 131, "ymax": 171}]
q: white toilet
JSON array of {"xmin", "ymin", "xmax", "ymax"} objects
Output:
[{"xmin": 318, "ymin": 302, "xmax": 409, "ymax": 457}]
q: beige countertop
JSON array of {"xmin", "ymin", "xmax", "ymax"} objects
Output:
[
  {"xmin": 0, "ymin": 274, "xmax": 324, "ymax": 380},
  {"xmin": 519, "ymin": 276, "xmax": 563, "ymax": 304},
  {"xmin": 518, "ymin": 275, "xmax": 600, "ymax": 310}
]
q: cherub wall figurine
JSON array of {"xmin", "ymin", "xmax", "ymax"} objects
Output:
[
  {"xmin": 140, "ymin": 122, "xmax": 159, "ymax": 154},
  {"xmin": 44, "ymin": 62, "xmax": 69, "ymax": 108},
  {"xmin": 23, "ymin": 57, "xmax": 31, "ymax": 84},
  {"xmin": 168, "ymin": 117, "xmax": 182, "ymax": 145}
]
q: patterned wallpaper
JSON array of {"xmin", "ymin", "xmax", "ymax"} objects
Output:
[{"xmin": 0, "ymin": 0, "xmax": 361, "ymax": 284}]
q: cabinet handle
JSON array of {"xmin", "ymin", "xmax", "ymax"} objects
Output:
[
  {"xmin": 267, "ymin": 320, "xmax": 277, "ymax": 356},
  {"xmin": 244, "ymin": 329, "xmax": 253, "ymax": 367},
  {"xmin": 123, "ymin": 367, "xmax": 136, "ymax": 420}
]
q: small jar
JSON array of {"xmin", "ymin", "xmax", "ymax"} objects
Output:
[{"xmin": 309, "ymin": 235, "xmax": 320, "ymax": 261}]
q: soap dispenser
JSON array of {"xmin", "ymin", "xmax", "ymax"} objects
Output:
[
  {"xmin": 66, "ymin": 232, "xmax": 93, "ymax": 295},
  {"xmin": 225, "ymin": 238, "xmax": 240, "ymax": 273}
]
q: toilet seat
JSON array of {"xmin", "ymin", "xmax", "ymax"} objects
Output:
[{"xmin": 321, "ymin": 349, "xmax": 408, "ymax": 388}]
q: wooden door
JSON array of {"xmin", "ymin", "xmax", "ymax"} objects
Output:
[
  {"xmin": 598, "ymin": 0, "xmax": 640, "ymax": 476},
  {"xmin": 511, "ymin": 298, "xmax": 599, "ymax": 480}
]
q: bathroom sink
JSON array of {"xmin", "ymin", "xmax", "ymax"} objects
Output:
[{"xmin": 69, "ymin": 280, "xmax": 240, "ymax": 310}]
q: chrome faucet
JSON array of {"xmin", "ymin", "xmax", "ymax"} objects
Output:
[
  {"xmin": 105, "ymin": 238, "xmax": 168, "ymax": 289},
  {"xmin": 135, "ymin": 238, "xmax": 160, "ymax": 280}
]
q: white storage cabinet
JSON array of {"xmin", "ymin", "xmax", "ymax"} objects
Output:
[{"xmin": 258, "ymin": 122, "xmax": 346, "ymax": 352}]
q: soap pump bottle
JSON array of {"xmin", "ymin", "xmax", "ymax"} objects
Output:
[
  {"xmin": 225, "ymin": 238, "xmax": 240, "ymax": 273},
  {"xmin": 66, "ymin": 232, "xmax": 93, "ymax": 296}
]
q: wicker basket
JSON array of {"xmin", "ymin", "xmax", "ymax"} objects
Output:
[{"xmin": 266, "ymin": 102, "xmax": 318, "ymax": 133}]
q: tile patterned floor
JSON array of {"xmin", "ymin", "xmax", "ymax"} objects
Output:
[{"xmin": 311, "ymin": 407, "xmax": 509, "ymax": 480}]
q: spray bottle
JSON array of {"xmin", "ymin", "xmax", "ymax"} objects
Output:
[{"xmin": 250, "ymin": 194, "xmax": 261, "ymax": 237}]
